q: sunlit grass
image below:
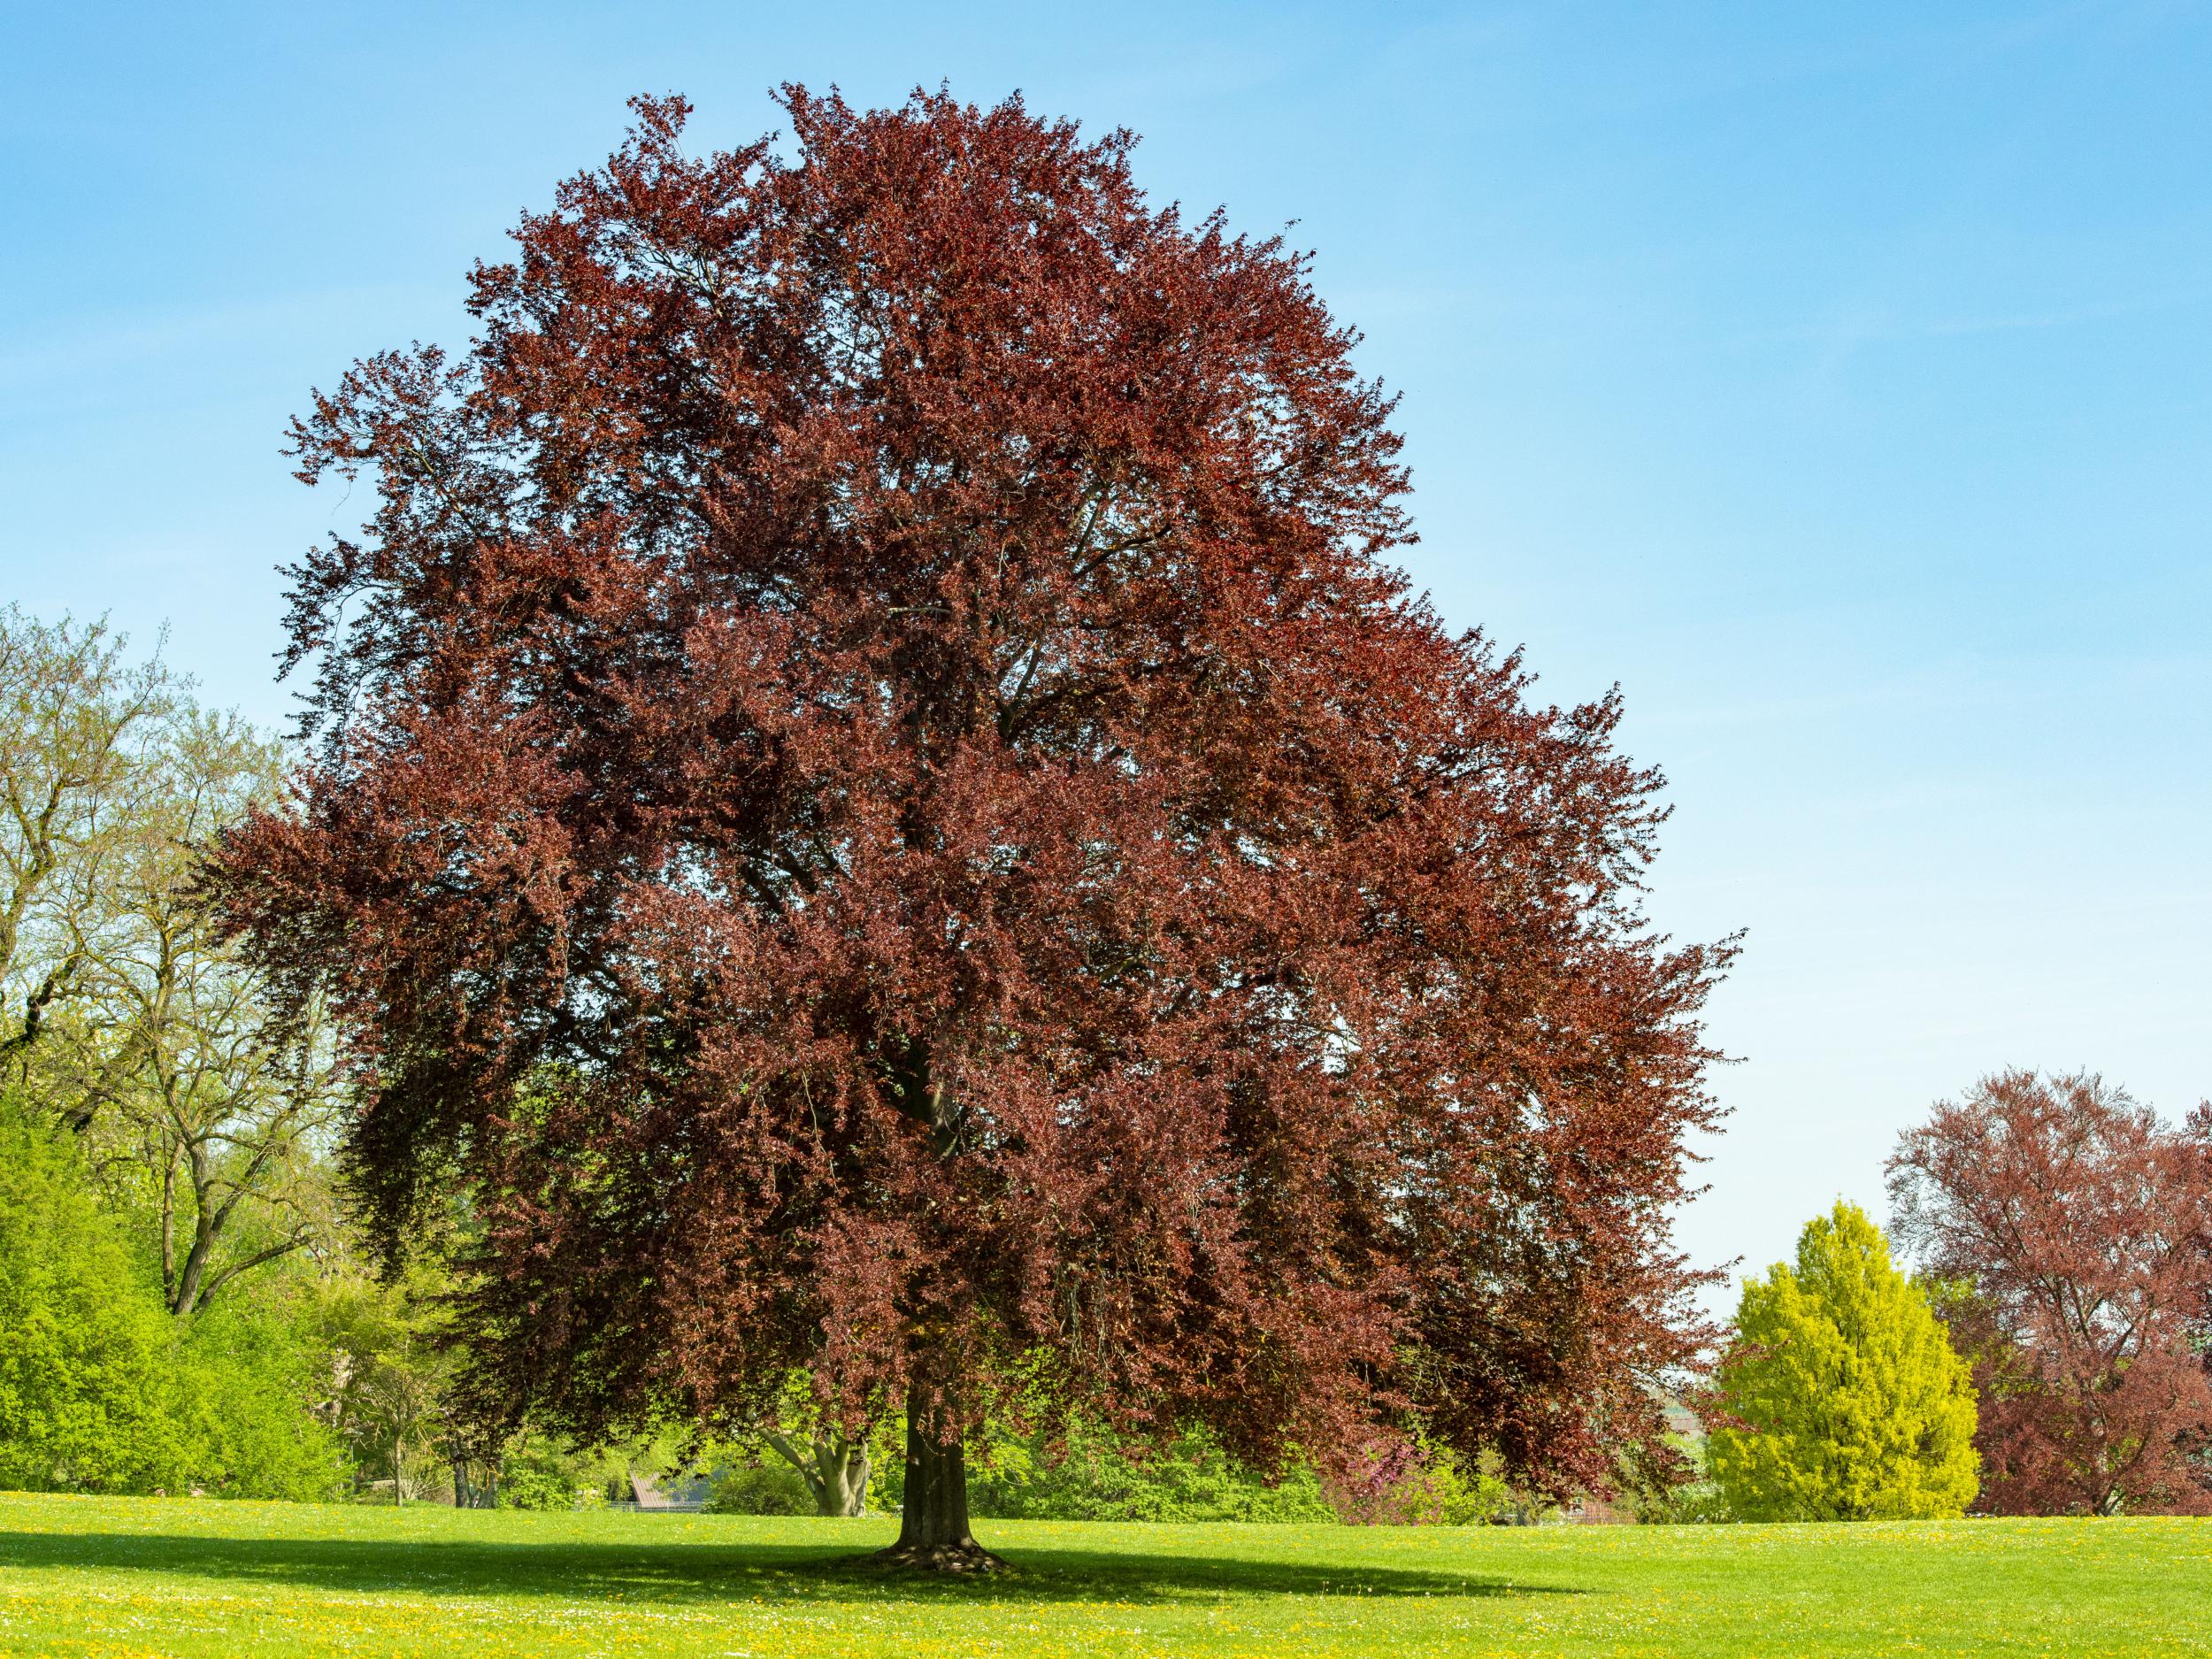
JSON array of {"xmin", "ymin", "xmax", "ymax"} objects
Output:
[{"xmin": 0, "ymin": 1490, "xmax": 2203, "ymax": 1655}]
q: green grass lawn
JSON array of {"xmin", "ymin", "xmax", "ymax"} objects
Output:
[{"xmin": 0, "ymin": 1493, "xmax": 2202, "ymax": 1657}]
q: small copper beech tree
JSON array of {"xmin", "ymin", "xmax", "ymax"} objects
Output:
[
  {"xmin": 1889, "ymin": 1071, "xmax": 2212, "ymax": 1516},
  {"xmin": 222, "ymin": 89, "xmax": 1732, "ymax": 1569}
]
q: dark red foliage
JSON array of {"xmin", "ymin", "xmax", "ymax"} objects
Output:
[
  {"xmin": 222, "ymin": 88, "xmax": 1731, "ymax": 1504},
  {"xmin": 1889, "ymin": 1071, "xmax": 2212, "ymax": 1516}
]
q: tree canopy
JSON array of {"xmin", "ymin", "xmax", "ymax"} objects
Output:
[
  {"xmin": 1889, "ymin": 1071, "xmax": 2212, "ymax": 1516},
  {"xmin": 223, "ymin": 87, "xmax": 1733, "ymax": 1565},
  {"xmin": 0, "ymin": 1093, "xmax": 339, "ymax": 1499},
  {"xmin": 0, "ymin": 1098, "xmax": 176, "ymax": 1493},
  {"xmin": 1706, "ymin": 1202, "xmax": 1979, "ymax": 1522}
]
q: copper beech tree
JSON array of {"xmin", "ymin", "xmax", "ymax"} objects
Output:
[
  {"xmin": 1888, "ymin": 1071, "xmax": 2212, "ymax": 1516},
  {"xmin": 222, "ymin": 89, "xmax": 1732, "ymax": 1569}
]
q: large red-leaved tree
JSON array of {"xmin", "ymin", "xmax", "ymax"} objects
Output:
[
  {"xmin": 222, "ymin": 88, "xmax": 1732, "ymax": 1568},
  {"xmin": 1888, "ymin": 1071, "xmax": 2212, "ymax": 1516}
]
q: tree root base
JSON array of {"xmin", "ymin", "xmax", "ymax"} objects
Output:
[{"xmin": 865, "ymin": 1540, "xmax": 1012, "ymax": 1576}]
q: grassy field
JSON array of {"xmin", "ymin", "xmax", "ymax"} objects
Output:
[{"xmin": 0, "ymin": 1493, "xmax": 2203, "ymax": 1658}]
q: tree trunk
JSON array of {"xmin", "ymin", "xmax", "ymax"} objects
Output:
[
  {"xmin": 871, "ymin": 1382, "xmax": 1006, "ymax": 1573},
  {"xmin": 813, "ymin": 1433, "xmax": 870, "ymax": 1517},
  {"xmin": 765, "ymin": 1426, "xmax": 872, "ymax": 1517},
  {"xmin": 170, "ymin": 1143, "xmax": 216, "ymax": 1316}
]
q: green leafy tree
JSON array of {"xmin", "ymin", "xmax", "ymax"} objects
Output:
[
  {"xmin": 306, "ymin": 1270, "xmax": 456, "ymax": 1502},
  {"xmin": 167, "ymin": 1283, "xmax": 344, "ymax": 1501},
  {"xmin": 0, "ymin": 1098, "xmax": 176, "ymax": 1491},
  {"xmin": 1709, "ymin": 1202, "xmax": 1978, "ymax": 1521},
  {"xmin": 0, "ymin": 1095, "xmax": 342, "ymax": 1499}
]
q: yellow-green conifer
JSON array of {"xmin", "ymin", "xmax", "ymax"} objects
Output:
[{"xmin": 1708, "ymin": 1202, "xmax": 1978, "ymax": 1521}]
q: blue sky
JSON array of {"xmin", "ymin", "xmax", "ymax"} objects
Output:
[{"xmin": 4, "ymin": 2, "xmax": 2207, "ymax": 1306}]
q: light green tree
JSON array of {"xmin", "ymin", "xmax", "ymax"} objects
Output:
[
  {"xmin": 0, "ymin": 1097, "xmax": 177, "ymax": 1492},
  {"xmin": 0, "ymin": 1094, "xmax": 342, "ymax": 1499},
  {"xmin": 1708, "ymin": 1202, "xmax": 1978, "ymax": 1521}
]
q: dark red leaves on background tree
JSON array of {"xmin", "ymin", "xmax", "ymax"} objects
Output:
[
  {"xmin": 1888, "ymin": 1070, "xmax": 2212, "ymax": 1517},
  {"xmin": 221, "ymin": 88, "xmax": 1732, "ymax": 1564}
]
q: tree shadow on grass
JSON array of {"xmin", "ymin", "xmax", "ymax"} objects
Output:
[{"xmin": 0, "ymin": 1529, "xmax": 1582, "ymax": 1608}]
